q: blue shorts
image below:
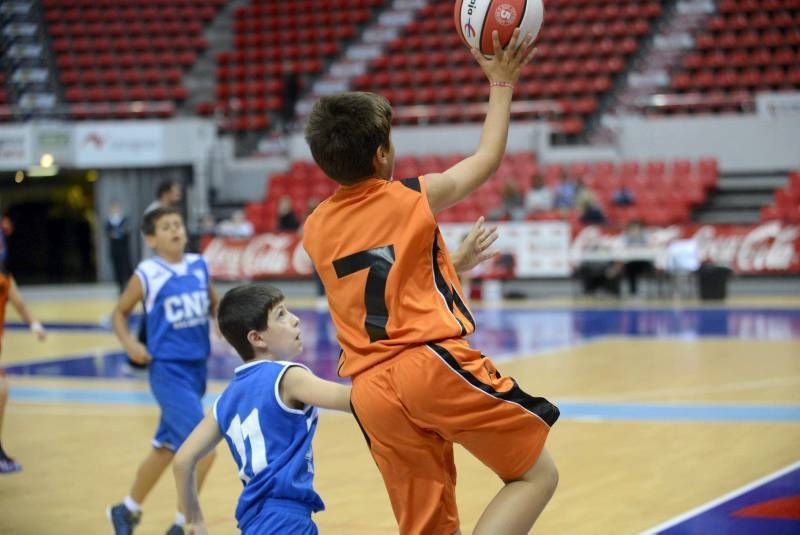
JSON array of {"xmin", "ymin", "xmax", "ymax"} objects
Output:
[
  {"xmin": 148, "ymin": 359, "xmax": 207, "ymax": 451},
  {"xmin": 242, "ymin": 499, "xmax": 317, "ymax": 535}
]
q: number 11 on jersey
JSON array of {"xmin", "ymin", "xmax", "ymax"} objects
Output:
[{"xmin": 226, "ymin": 408, "xmax": 268, "ymax": 483}]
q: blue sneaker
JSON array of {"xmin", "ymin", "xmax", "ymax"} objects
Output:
[
  {"xmin": 107, "ymin": 503, "xmax": 142, "ymax": 535},
  {"xmin": 0, "ymin": 457, "xmax": 21, "ymax": 474},
  {"xmin": 165, "ymin": 524, "xmax": 184, "ymax": 535}
]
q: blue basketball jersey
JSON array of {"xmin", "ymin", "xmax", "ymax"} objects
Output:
[
  {"xmin": 213, "ymin": 360, "xmax": 324, "ymax": 529},
  {"xmin": 135, "ymin": 253, "xmax": 210, "ymax": 361}
]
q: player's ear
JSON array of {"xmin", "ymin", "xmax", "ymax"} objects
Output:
[
  {"xmin": 246, "ymin": 329, "xmax": 267, "ymax": 349},
  {"xmin": 144, "ymin": 234, "xmax": 157, "ymax": 249}
]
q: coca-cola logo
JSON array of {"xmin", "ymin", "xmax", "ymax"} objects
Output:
[
  {"xmin": 572, "ymin": 222, "xmax": 800, "ymax": 273},
  {"xmin": 693, "ymin": 222, "xmax": 799, "ymax": 272},
  {"xmin": 202, "ymin": 234, "xmax": 314, "ymax": 280}
]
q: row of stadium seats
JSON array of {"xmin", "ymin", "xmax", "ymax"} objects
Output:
[
  {"xmin": 42, "ymin": 0, "xmax": 225, "ymax": 117},
  {"xmin": 761, "ymin": 172, "xmax": 800, "ymax": 222},
  {"xmin": 208, "ymin": 0, "xmax": 388, "ymax": 131},
  {"xmin": 244, "ymin": 154, "xmax": 718, "ymax": 232},
  {"xmin": 354, "ymin": 0, "xmax": 662, "ymax": 136},
  {"xmin": 661, "ymin": 0, "xmax": 800, "ymax": 115}
]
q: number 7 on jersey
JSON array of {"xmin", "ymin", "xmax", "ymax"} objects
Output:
[{"xmin": 333, "ymin": 245, "xmax": 395, "ymax": 342}]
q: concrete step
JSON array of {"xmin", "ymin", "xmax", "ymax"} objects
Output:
[
  {"xmin": 717, "ymin": 176, "xmax": 788, "ymax": 191},
  {"xmin": 706, "ymin": 193, "xmax": 774, "ymax": 209},
  {"xmin": 695, "ymin": 210, "xmax": 762, "ymax": 224}
]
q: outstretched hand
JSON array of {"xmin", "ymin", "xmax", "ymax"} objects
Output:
[
  {"xmin": 471, "ymin": 28, "xmax": 537, "ymax": 85},
  {"xmin": 452, "ymin": 217, "xmax": 499, "ymax": 273}
]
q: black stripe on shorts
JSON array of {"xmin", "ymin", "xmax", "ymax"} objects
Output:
[{"xmin": 427, "ymin": 343, "xmax": 560, "ymax": 427}]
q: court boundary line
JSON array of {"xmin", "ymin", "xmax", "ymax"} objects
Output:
[{"xmin": 640, "ymin": 459, "xmax": 800, "ymax": 534}]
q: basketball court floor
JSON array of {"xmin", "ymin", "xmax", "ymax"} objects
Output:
[{"xmin": 1, "ymin": 293, "xmax": 798, "ymax": 534}]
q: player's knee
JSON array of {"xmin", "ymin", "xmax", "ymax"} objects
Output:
[{"xmin": 520, "ymin": 448, "xmax": 558, "ymax": 496}]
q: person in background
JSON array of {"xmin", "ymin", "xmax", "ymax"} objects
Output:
[
  {"xmin": 105, "ymin": 200, "xmax": 133, "ymax": 294},
  {"xmin": 198, "ymin": 214, "xmax": 217, "ymax": 239},
  {"xmin": 145, "ymin": 180, "xmax": 183, "ymax": 214},
  {"xmin": 490, "ymin": 180, "xmax": 525, "ymax": 221},
  {"xmin": 276, "ymin": 195, "xmax": 300, "ymax": 232},
  {"xmin": 281, "ymin": 62, "xmax": 300, "ymax": 136},
  {"xmin": 622, "ymin": 220, "xmax": 654, "ymax": 296},
  {"xmin": 553, "ymin": 174, "xmax": 576, "ymax": 211},
  {"xmin": 611, "ymin": 183, "xmax": 636, "ymax": 206},
  {"xmin": 524, "ymin": 174, "xmax": 553, "ymax": 215},
  {"xmin": 216, "ymin": 210, "xmax": 254, "ymax": 240},
  {"xmin": 574, "ymin": 179, "xmax": 606, "ymax": 224}
]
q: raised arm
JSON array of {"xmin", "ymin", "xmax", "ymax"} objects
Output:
[
  {"xmin": 280, "ymin": 366, "xmax": 352, "ymax": 413},
  {"xmin": 425, "ymin": 29, "xmax": 537, "ymax": 213},
  {"xmin": 111, "ymin": 275, "xmax": 151, "ymax": 364},
  {"xmin": 174, "ymin": 413, "xmax": 223, "ymax": 535}
]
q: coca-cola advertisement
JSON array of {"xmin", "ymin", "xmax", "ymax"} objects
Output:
[
  {"xmin": 571, "ymin": 222, "xmax": 800, "ymax": 275},
  {"xmin": 201, "ymin": 222, "xmax": 800, "ymax": 280},
  {"xmin": 202, "ymin": 233, "xmax": 314, "ymax": 280}
]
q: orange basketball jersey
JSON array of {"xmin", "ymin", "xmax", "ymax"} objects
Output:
[{"xmin": 303, "ymin": 177, "xmax": 475, "ymax": 377}]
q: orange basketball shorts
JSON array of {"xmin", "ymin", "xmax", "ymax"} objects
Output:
[{"xmin": 350, "ymin": 337, "xmax": 559, "ymax": 535}]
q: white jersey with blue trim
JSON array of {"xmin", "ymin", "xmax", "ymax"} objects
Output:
[
  {"xmin": 213, "ymin": 360, "xmax": 324, "ymax": 529},
  {"xmin": 135, "ymin": 253, "xmax": 211, "ymax": 361}
]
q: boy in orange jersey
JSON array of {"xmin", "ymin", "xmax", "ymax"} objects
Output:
[
  {"xmin": 0, "ymin": 268, "xmax": 47, "ymax": 473},
  {"xmin": 302, "ymin": 29, "xmax": 559, "ymax": 535}
]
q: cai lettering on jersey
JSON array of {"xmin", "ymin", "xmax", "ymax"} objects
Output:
[
  {"xmin": 135, "ymin": 254, "xmax": 211, "ymax": 361},
  {"xmin": 213, "ymin": 360, "xmax": 324, "ymax": 529},
  {"xmin": 303, "ymin": 177, "xmax": 476, "ymax": 377}
]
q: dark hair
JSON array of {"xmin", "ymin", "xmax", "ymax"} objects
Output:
[
  {"xmin": 218, "ymin": 284, "xmax": 285, "ymax": 362},
  {"xmin": 156, "ymin": 179, "xmax": 177, "ymax": 199},
  {"xmin": 141, "ymin": 207, "xmax": 181, "ymax": 236},
  {"xmin": 304, "ymin": 92, "xmax": 392, "ymax": 185}
]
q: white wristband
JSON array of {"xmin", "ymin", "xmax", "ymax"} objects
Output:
[{"xmin": 31, "ymin": 321, "xmax": 44, "ymax": 334}]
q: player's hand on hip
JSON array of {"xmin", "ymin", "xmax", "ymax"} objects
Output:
[
  {"xmin": 471, "ymin": 28, "xmax": 537, "ymax": 85},
  {"xmin": 126, "ymin": 341, "xmax": 152, "ymax": 364}
]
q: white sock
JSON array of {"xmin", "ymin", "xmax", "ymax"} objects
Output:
[
  {"xmin": 174, "ymin": 512, "xmax": 186, "ymax": 526},
  {"xmin": 123, "ymin": 496, "xmax": 141, "ymax": 513}
]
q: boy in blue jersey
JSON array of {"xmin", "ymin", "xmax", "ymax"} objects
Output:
[
  {"xmin": 108, "ymin": 207, "xmax": 219, "ymax": 535},
  {"xmin": 173, "ymin": 283, "xmax": 352, "ymax": 535}
]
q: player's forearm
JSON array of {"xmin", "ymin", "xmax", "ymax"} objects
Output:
[
  {"xmin": 111, "ymin": 309, "xmax": 135, "ymax": 349},
  {"xmin": 473, "ymin": 85, "xmax": 513, "ymax": 177},
  {"xmin": 10, "ymin": 299, "xmax": 35, "ymax": 326},
  {"xmin": 174, "ymin": 459, "xmax": 204, "ymax": 524}
]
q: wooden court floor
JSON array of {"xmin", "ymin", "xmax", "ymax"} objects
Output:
[{"xmin": 1, "ymin": 297, "xmax": 799, "ymax": 534}]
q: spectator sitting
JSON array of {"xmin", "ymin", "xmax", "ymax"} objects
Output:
[
  {"xmin": 524, "ymin": 174, "xmax": 553, "ymax": 215},
  {"xmin": 216, "ymin": 210, "xmax": 254, "ymax": 240},
  {"xmin": 276, "ymin": 195, "xmax": 300, "ymax": 231},
  {"xmin": 574, "ymin": 179, "xmax": 606, "ymax": 224},
  {"xmin": 553, "ymin": 174, "xmax": 577, "ymax": 211},
  {"xmin": 490, "ymin": 180, "xmax": 525, "ymax": 221},
  {"xmin": 612, "ymin": 184, "xmax": 636, "ymax": 206}
]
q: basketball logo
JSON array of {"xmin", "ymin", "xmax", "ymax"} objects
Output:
[
  {"xmin": 495, "ymin": 4, "xmax": 517, "ymax": 26},
  {"xmin": 464, "ymin": 19, "xmax": 477, "ymax": 38}
]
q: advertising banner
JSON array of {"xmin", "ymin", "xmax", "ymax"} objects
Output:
[
  {"xmin": 202, "ymin": 233, "xmax": 313, "ymax": 280},
  {"xmin": 201, "ymin": 222, "xmax": 799, "ymax": 280},
  {"xmin": 0, "ymin": 126, "xmax": 31, "ymax": 168},
  {"xmin": 440, "ymin": 221, "xmax": 572, "ymax": 277},
  {"xmin": 572, "ymin": 222, "xmax": 800, "ymax": 274},
  {"xmin": 74, "ymin": 123, "xmax": 163, "ymax": 166}
]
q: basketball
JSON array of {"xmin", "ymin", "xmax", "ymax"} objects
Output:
[{"xmin": 454, "ymin": 0, "xmax": 544, "ymax": 56}]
